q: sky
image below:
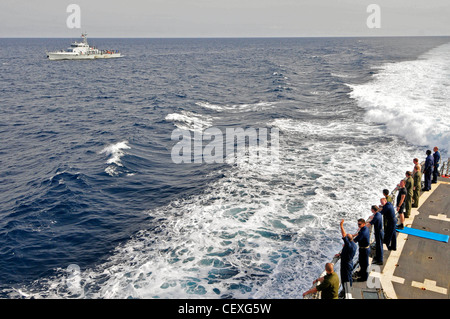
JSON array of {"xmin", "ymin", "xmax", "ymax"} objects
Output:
[{"xmin": 1, "ymin": 0, "xmax": 449, "ymax": 38}]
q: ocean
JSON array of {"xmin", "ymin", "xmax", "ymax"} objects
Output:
[{"xmin": 0, "ymin": 37, "xmax": 449, "ymax": 298}]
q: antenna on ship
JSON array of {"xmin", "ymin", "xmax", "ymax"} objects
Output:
[{"xmin": 81, "ymin": 32, "xmax": 88, "ymax": 45}]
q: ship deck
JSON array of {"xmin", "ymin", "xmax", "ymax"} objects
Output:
[{"xmin": 350, "ymin": 177, "xmax": 450, "ymax": 299}]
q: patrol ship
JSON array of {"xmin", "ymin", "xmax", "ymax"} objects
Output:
[
  {"xmin": 306, "ymin": 158, "xmax": 450, "ymax": 299},
  {"xmin": 47, "ymin": 33, "xmax": 122, "ymax": 61}
]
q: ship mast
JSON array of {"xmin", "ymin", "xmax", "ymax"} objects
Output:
[{"xmin": 81, "ymin": 33, "xmax": 88, "ymax": 45}]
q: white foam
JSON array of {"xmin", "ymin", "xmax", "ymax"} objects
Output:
[
  {"xmin": 99, "ymin": 141, "xmax": 131, "ymax": 176},
  {"xmin": 309, "ymin": 90, "xmax": 331, "ymax": 96},
  {"xmin": 348, "ymin": 42, "xmax": 450, "ymax": 154},
  {"xmin": 331, "ymin": 72, "xmax": 358, "ymax": 79},
  {"xmin": 17, "ymin": 113, "xmax": 420, "ymax": 299},
  {"xmin": 195, "ymin": 102, "xmax": 224, "ymax": 112},
  {"xmin": 165, "ymin": 111, "xmax": 213, "ymax": 132},
  {"xmin": 195, "ymin": 101, "xmax": 275, "ymax": 113}
]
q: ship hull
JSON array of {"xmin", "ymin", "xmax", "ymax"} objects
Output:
[{"xmin": 47, "ymin": 53, "xmax": 122, "ymax": 61}]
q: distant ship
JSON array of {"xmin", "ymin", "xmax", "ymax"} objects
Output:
[{"xmin": 46, "ymin": 33, "xmax": 122, "ymax": 60}]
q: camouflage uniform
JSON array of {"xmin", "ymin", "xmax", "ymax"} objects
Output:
[
  {"xmin": 412, "ymin": 170, "xmax": 422, "ymax": 208},
  {"xmin": 405, "ymin": 176, "xmax": 414, "ymax": 218}
]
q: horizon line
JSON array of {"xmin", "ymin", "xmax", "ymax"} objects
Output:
[{"xmin": 1, "ymin": 34, "xmax": 450, "ymax": 39}]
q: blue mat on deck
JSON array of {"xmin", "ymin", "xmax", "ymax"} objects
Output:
[{"xmin": 397, "ymin": 227, "xmax": 449, "ymax": 243}]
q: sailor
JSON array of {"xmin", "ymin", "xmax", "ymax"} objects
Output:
[
  {"xmin": 353, "ymin": 218, "xmax": 370, "ymax": 282},
  {"xmin": 335, "ymin": 219, "xmax": 357, "ymax": 297},
  {"xmin": 382, "ymin": 189, "xmax": 393, "ymax": 230},
  {"xmin": 423, "ymin": 150, "xmax": 434, "ymax": 191},
  {"xmin": 302, "ymin": 263, "xmax": 340, "ymax": 299},
  {"xmin": 395, "ymin": 180, "xmax": 407, "ymax": 230},
  {"xmin": 380, "ymin": 198, "xmax": 397, "ymax": 251},
  {"xmin": 432, "ymin": 147, "xmax": 441, "ymax": 183},
  {"xmin": 413, "ymin": 158, "xmax": 421, "ymax": 173},
  {"xmin": 412, "ymin": 164, "xmax": 422, "ymax": 208},
  {"xmin": 405, "ymin": 171, "xmax": 414, "ymax": 219},
  {"xmin": 382, "ymin": 189, "xmax": 393, "ymax": 204},
  {"xmin": 367, "ymin": 205, "xmax": 383, "ymax": 265}
]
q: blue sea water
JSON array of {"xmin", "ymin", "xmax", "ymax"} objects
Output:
[{"xmin": 0, "ymin": 37, "xmax": 449, "ymax": 298}]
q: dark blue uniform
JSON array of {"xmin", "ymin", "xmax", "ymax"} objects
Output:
[
  {"xmin": 424, "ymin": 154, "xmax": 434, "ymax": 191},
  {"xmin": 340, "ymin": 236, "xmax": 357, "ymax": 285},
  {"xmin": 381, "ymin": 201, "xmax": 397, "ymax": 250},
  {"xmin": 354, "ymin": 225, "xmax": 370, "ymax": 281},
  {"xmin": 432, "ymin": 150, "xmax": 440, "ymax": 183},
  {"xmin": 371, "ymin": 212, "xmax": 384, "ymax": 263}
]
